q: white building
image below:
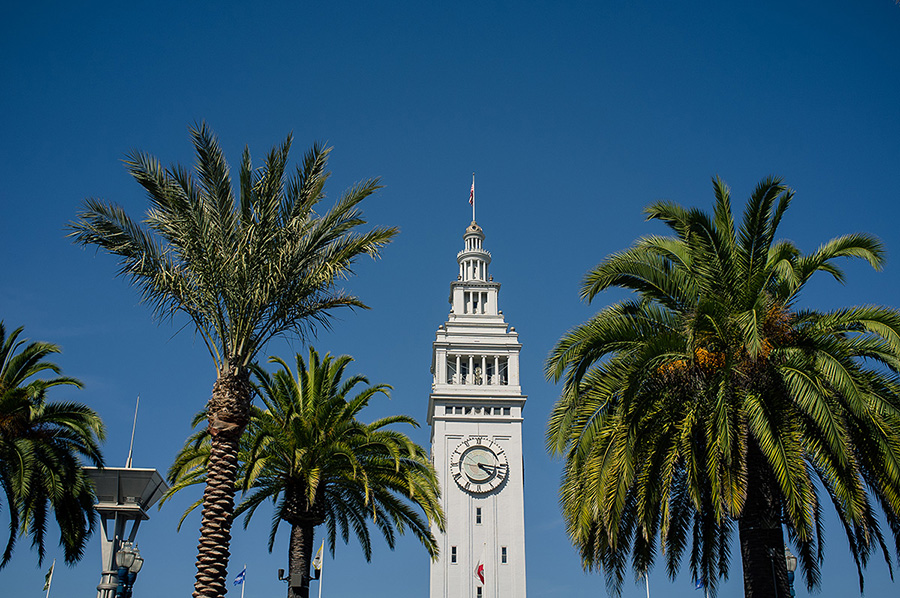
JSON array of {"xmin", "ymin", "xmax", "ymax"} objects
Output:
[{"xmin": 428, "ymin": 221, "xmax": 527, "ymax": 598}]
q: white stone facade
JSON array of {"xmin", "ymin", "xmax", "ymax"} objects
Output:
[{"xmin": 429, "ymin": 222, "xmax": 527, "ymax": 598}]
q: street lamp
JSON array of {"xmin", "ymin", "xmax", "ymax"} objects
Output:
[
  {"xmin": 84, "ymin": 467, "xmax": 167, "ymax": 598},
  {"xmin": 114, "ymin": 542, "xmax": 143, "ymax": 598},
  {"xmin": 784, "ymin": 546, "xmax": 798, "ymax": 597}
]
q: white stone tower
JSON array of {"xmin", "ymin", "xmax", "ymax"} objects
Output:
[{"xmin": 428, "ymin": 221, "xmax": 527, "ymax": 598}]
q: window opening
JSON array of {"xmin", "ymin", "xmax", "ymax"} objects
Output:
[{"xmin": 447, "ymin": 359, "xmax": 458, "ymax": 385}]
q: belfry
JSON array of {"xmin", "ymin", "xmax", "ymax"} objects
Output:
[{"xmin": 428, "ymin": 221, "xmax": 527, "ymax": 598}]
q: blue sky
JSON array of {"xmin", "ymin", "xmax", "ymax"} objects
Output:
[{"xmin": 2, "ymin": 1, "xmax": 899, "ymax": 596}]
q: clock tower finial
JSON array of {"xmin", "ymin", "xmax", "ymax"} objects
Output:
[{"xmin": 429, "ymin": 222, "xmax": 527, "ymax": 598}]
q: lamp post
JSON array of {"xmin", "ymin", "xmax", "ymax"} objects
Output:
[
  {"xmin": 84, "ymin": 467, "xmax": 167, "ymax": 598},
  {"xmin": 784, "ymin": 546, "xmax": 798, "ymax": 598}
]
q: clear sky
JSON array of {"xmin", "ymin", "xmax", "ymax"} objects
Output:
[{"xmin": 2, "ymin": 1, "xmax": 899, "ymax": 597}]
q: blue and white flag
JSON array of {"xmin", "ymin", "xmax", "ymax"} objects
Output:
[
  {"xmin": 695, "ymin": 578, "xmax": 706, "ymax": 590},
  {"xmin": 234, "ymin": 567, "xmax": 246, "ymax": 586}
]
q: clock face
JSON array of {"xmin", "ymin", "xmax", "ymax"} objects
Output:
[{"xmin": 450, "ymin": 437, "xmax": 508, "ymax": 493}]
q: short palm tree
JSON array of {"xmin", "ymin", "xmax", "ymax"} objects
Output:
[
  {"xmin": 69, "ymin": 124, "xmax": 397, "ymax": 598},
  {"xmin": 546, "ymin": 177, "xmax": 900, "ymax": 597},
  {"xmin": 0, "ymin": 322, "xmax": 105, "ymax": 568},
  {"xmin": 165, "ymin": 348, "xmax": 444, "ymax": 598}
]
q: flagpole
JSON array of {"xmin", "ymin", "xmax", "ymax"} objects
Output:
[
  {"xmin": 645, "ymin": 572, "xmax": 650, "ymax": 598},
  {"xmin": 318, "ymin": 552, "xmax": 323, "ymax": 598},
  {"xmin": 312, "ymin": 539, "xmax": 325, "ymax": 598},
  {"xmin": 471, "ymin": 173, "xmax": 476, "ymax": 221},
  {"xmin": 45, "ymin": 559, "xmax": 55, "ymax": 598},
  {"xmin": 241, "ymin": 564, "xmax": 245, "ymax": 598}
]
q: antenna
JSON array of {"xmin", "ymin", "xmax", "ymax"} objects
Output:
[{"xmin": 125, "ymin": 395, "xmax": 140, "ymax": 468}]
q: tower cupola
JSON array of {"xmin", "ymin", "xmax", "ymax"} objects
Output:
[{"xmin": 457, "ymin": 221, "xmax": 491, "ymax": 282}]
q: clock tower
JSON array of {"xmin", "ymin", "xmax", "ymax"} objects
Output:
[{"xmin": 428, "ymin": 221, "xmax": 527, "ymax": 598}]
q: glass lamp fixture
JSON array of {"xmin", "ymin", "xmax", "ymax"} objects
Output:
[
  {"xmin": 784, "ymin": 546, "xmax": 798, "ymax": 573},
  {"xmin": 116, "ymin": 542, "xmax": 136, "ymax": 569},
  {"xmin": 130, "ymin": 550, "xmax": 143, "ymax": 573}
]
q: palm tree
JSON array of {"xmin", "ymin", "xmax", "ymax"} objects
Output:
[
  {"xmin": 546, "ymin": 177, "xmax": 900, "ymax": 597},
  {"xmin": 165, "ymin": 348, "xmax": 444, "ymax": 598},
  {"xmin": 0, "ymin": 322, "xmax": 105, "ymax": 568},
  {"xmin": 69, "ymin": 124, "xmax": 397, "ymax": 598}
]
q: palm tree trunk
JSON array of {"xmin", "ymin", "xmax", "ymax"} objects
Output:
[
  {"xmin": 288, "ymin": 522, "xmax": 316, "ymax": 598},
  {"xmin": 738, "ymin": 440, "xmax": 790, "ymax": 598},
  {"xmin": 193, "ymin": 367, "xmax": 251, "ymax": 598}
]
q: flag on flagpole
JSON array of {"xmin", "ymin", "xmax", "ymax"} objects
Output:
[
  {"xmin": 233, "ymin": 566, "xmax": 246, "ymax": 586},
  {"xmin": 474, "ymin": 544, "xmax": 485, "ymax": 585},
  {"xmin": 43, "ymin": 560, "xmax": 55, "ymax": 591},
  {"xmin": 694, "ymin": 578, "xmax": 705, "ymax": 590},
  {"xmin": 312, "ymin": 540, "xmax": 324, "ymax": 579},
  {"xmin": 469, "ymin": 173, "xmax": 476, "ymax": 221}
]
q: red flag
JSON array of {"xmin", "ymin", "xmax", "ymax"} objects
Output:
[
  {"xmin": 474, "ymin": 544, "xmax": 485, "ymax": 584},
  {"xmin": 469, "ymin": 181, "xmax": 475, "ymax": 205}
]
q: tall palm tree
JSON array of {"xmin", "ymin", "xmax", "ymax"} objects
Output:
[
  {"xmin": 69, "ymin": 124, "xmax": 397, "ymax": 598},
  {"xmin": 165, "ymin": 348, "xmax": 444, "ymax": 598},
  {"xmin": 0, "ymin": 322, "xmax": 105, "ymax": 568},
  {"xmin": 546, "ymin": 177, "xmax": 900, "ymax": 597}
]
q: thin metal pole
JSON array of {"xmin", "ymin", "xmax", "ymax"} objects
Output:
[
  {"xmin": 318, "ymin": 553, "xmax": 323, "ymax": 598},
  {"xmin": 471, "ymin": 173, "xmax": 476, "ymax": 221},
  {"xmin": 241, "ymin": 564, "xmax": 245, "ymax": 598},
  {"xmin": 771, "ymin": 550, "xmax": 778, "ymax": 598},
  {"xmin": 125, "ymin": 396, "xmax": 139, "ymax": 468},
  {"xmin": 45, "ymin": 559, "xmax": 55, "ymax": 598},
  {"xmin": 645, "ymin": 573, "xmax": 650, "ymax": 598}
]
